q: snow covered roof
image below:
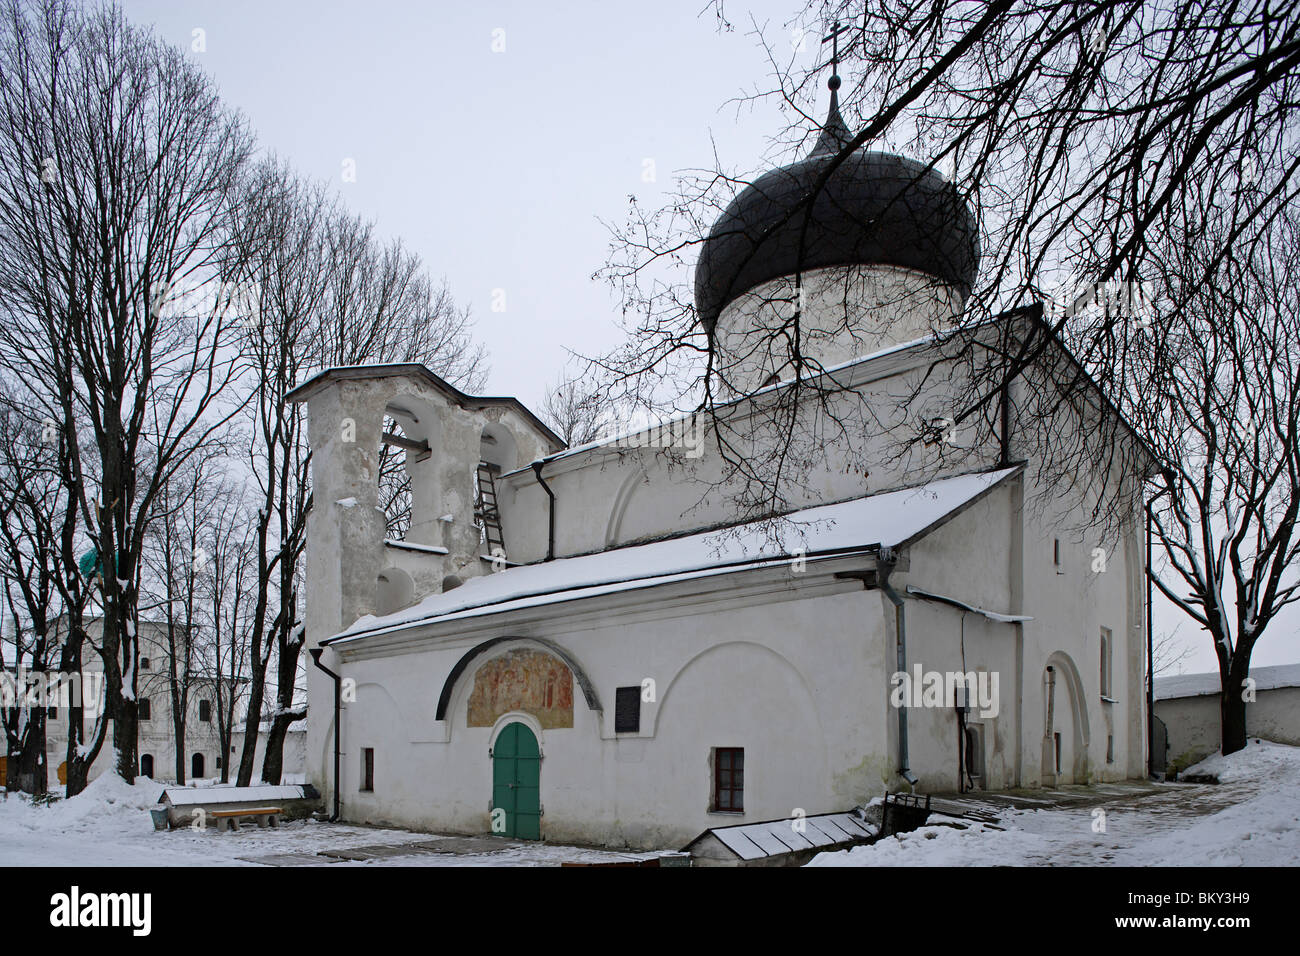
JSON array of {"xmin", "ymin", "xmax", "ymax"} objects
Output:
[
  {"xmin": 233, "ymin": 721, "xmax": 308, "ymax": 736},
  {"xmin": 285, "ymin": 364, "xmax": 564, "ymax": 451},
  {"xmin": 684, "ymin": 811, "xmax": 877, "ymax": 860},
  {"xmin": 160, "ymin": 785, "xmax": 309, "ymax": 806},
  {"xmin": 1155, "ymin": 663, "xmax": 1300, "ymax": 701},
  {"xmin": 325, "ymin": 466, "xmax": 1020, "ymax": 646}
]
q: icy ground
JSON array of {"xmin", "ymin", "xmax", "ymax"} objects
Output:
[
  {"xmin": 809, "ymin": 740, "xmax": 1300, "ymax": 866},
  {"xmin": 0, "ymin": 775, "xmax": 658, "ymax": 867}
]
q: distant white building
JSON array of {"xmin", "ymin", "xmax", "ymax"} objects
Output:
[
  {"xmin": 1154, "ymin": 664, "xmax": 1300, "ymax": 774},
  {"xmin": 292, "ymin": 78, "xmax": 1154, "ymax": 848},
  {"xmin": 6, "ymin": 617, "xmax": 303, "ymax": 788},
  {"xmin": 0, "ymin": 619, "xmax": 224, "ymax": 787}
]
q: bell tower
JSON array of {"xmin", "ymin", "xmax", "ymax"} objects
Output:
[{"xmin": 287, "ymin": 364, "xmax": 563, "ymax": 808}]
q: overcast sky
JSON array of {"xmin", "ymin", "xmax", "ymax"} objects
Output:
[
  {"xmin": 115, "ymin": 1, "xmax": 1298, "ymax": 676},
  {"xmin": 120, "ymin": 0, "xmax": 803, "ymax": 406}
]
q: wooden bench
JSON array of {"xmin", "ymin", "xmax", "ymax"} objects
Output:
[{"xmin": 210, "ymin": 807, "xmax": 282, "ymax": 832}]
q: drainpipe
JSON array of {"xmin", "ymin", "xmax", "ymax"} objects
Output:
[
  {"xmin": 877, "ymin": 546, "xmax": 919, "ymax": 786},
  {"xmin": 532, "ymin": 460, "xmax": 556, "ymax": 562},
  {"xmin": 308, "ymin": 648, "xmax": 342, "ymax": 822},
  {"xmin": 1045, "ymin": 665, "xmax": 1057, "ymax": 783}
]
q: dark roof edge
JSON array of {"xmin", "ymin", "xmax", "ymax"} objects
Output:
[{"xmin": 286, "ymin": 364, "xmax": 564, "ymax": 451}]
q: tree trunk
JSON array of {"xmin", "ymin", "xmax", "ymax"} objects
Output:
[
  {"xmin": 58, "ymin": 626, "xmax": 105, "ymax": 798},
  {"xmin": 4, "ymin": 732, "xmax": 21, "ymax": 793},
  {"xmin": 14, "ymin": 708, "xmax": 48, "ymax": 795},
  {"xmin": 174, "ymin": 720, "xmax": 187, "ymax": 786},
  {"xmin": 107, "ymin": 604, "xmax": 138, "ymax": 782},
  {"xmin": 260, "ymin": 713, "xmax": 295, "ymax": 785},
  {"xmin": 1220, "ymin": 654, "xmax": 1251, "ymax": 756},
  {"xmin": 261, "ymin": 616, "xmax": 305, "ymax": 784},
  {"xmin": 235, "ymin": 660, "xmax": 266, "ymax": 787}
]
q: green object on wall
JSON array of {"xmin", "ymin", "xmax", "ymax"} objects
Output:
[{"xmin": 491, "ymin": 722, "xmax": 541, "ymax": 840}]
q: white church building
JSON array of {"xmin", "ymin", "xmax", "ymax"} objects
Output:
[{"xmin": 290, "ymin": 77, "xmax": 1153, "ymax": 849}]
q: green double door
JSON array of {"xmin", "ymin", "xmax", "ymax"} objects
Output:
[{"xmin": 491, "ymin": 722, "xmax": 541, "ymax": 839}]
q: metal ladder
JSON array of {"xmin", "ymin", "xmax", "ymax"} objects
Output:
[{"xmin": 474, "ymin": 462, "xmax": 505, "ymax": 556}]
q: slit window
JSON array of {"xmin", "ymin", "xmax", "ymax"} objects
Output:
[{"xmin": 361, "ymin": 747, "xmax": 375, "ymax": 792}]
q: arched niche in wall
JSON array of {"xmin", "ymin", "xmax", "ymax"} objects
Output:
[
  {"xmin": 435, "ymin": 636, "xmax": 602, "ymax": 724},
  {"xmin": 479, "ymin": 422, "xmax": 518, "ymax": 473},
  {"xmin": 375, "ymin": 566, "xmax": 415, "ymax": 616},
  {"xmin": 1041, "ymin": 650, "xmax": 1091, "ymax": 785}
]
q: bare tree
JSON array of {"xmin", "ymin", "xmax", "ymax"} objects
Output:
[
  {"xmin": 322, "ymin": 213, "xmax": 487, "ymax": 542},
  {"xmin": 594, "ymin": 2, "xmax": 1299, "ymax": 755},
  {"xmin": 595, "ymin": 1, "xmax": 1298, "ymax": 535},
  {"xmin": 140, "ymin": 453, "xmax": 231, "ymax": 784},
  {"xmin": 0, "ymin": 0, "xmax": 255, "ymax": 781},
  {"xmin": 0, "ymin": 389, "xmax": 63, "ymax": 795},
  {"xmin": 225, "ymin": 160, "xmax": 330, "ymax": 787},
  {"xmin": 230, "ymin": 161, "xmax": 488, "ymax": 785},
  {"xmin": 541, "ymin": 372, "xmax": 615, "ymax": 447},
  {"xmin": 0, "ymin": 373, "xmax": 102, "ymax": 797},
  {"xmin": 1136, "ymin": 208, "xmax": 1300, "ymax": 754},
  {"xmin": 201, "ymin": 480, "xmax": 254, "ymax": 785},
  {"xmin": 1151, "ymin": 626, "xmax": 1193, "ymax": 679}
]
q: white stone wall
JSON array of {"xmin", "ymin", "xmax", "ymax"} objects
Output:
[
  {"xmin": 294, "ymin": 317, "xmax": 1150, "ymax": 844},
  {"xmin": 499, "ymin": 346, "xmax": 1004, "ymax": 563},
  {"xmin": 711, "ymin": 263, "xmax": 963, "ymax": 393},
  {"xmin": 332, "ymin": 575, "xmax": 889, "ymax": 849},
  {"xmin": 1156, "ymin": 687, "xmax": 1300, "ymax": 773},
  {"xmin": 38, "ymin": 620, "xmax": 231, "ymax": 786}
]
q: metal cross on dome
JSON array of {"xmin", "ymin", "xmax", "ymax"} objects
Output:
[{"xmin": 821, "ymin": 20, "xmax": 852, "ymax": 79}]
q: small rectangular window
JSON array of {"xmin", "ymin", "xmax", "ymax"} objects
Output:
[
  {"xmin": 198, "ymin": 699, "xmax": 211, "ymax": 722},
  {"xmin": 139, "ymin": 698, "xmax": 151, "ymax": 721},
  {"xmin": 1106, "ymin": 735, "xmax": 1114, "ymax": 764},
  {"xmin": 361, "ymin": 747, "xmax": 375, "ymax": 792},
  {"xmin": 47, "ymin": 705, "xmax": 57, "ymax": 719},
  {"xmin": 140, "ymin": 657, "xmax": 150, "ymax": 671},
  {"xmin": 713, "ymin": 747, "xmax": 744, "ymax": 812},
  {"xmin": 614, "ymin": 686, "xmax": 641, "ymax": 733}
]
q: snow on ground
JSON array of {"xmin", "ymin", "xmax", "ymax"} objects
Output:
[
  {"xmin": 4, "ymin": 741, "xmax": 1297, "ymax": 867},
  {"xmin": 0, "ymin": 775, "xmax": 658, "ymax": 867},
  {"xmin": 809, "ymin": 740, "xmax": 1300, "ymax": 867}
]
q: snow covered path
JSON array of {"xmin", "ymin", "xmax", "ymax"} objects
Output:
[
  {"xmin": 0, "ymin": 774, "xmax": 662, "ymax": 867},
  {"xmin": 810, "ymin": 740, "xmax": 1300, "ymax": 867},
  {"xmin": 3, "ymin": 741, "xmax": 1295, "ymax": 867}
]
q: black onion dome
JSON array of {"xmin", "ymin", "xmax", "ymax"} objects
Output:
[{"xmin": 694, "ymin": 90, "xmax": 980, "ymax": 332}]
